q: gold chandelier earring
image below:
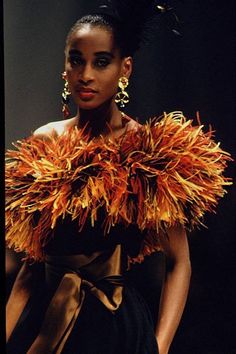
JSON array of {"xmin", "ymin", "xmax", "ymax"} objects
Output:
[
  {"xmin": 115, "ymin": 77, "xmax": 129, "ymax": 108},
  {"xmin": 61, "ymin": 71, "xmax": 71, "ymax": 119}
]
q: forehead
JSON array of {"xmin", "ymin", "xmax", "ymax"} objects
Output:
[{"xmin": 67, "ymin": 24, "xmax": 116, "ymax": 54}]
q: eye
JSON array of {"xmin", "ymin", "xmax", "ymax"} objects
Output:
[
  {"xmin": 69, "ymin": 55, "xmax": 84, "ymax": 66},
  {"xmin": 94, "ymin": 58, "xmax": 110, "ymax": 68}
]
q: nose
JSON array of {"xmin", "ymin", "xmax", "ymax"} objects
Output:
[{"xmin": 79, "ymin": 63, "xmax": 94, "ymax": 84}]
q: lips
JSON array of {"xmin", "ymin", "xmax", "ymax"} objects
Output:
[
  {"xmin": 76, "ymin": 87, "xmax": 97, "ymax": 100},
  {"xmin": 76, "ymin": 86, "xmax": 97, "ymax": 93}
]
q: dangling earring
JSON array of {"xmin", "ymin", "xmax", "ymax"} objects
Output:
[
  {"xmin": 61, "ymin": 71, "xmax": 71, "ymax": 119},
  {"xmin": 115, "ymin": 77, "xmax": 129, "ymax": 108}
]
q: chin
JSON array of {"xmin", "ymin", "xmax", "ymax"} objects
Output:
[
  {"xmin": 78, "ymin": 103, "xmax": 100, "ymax": 111},
  {"xmin": 76, "ymin": 99, "xmax": 98, "ymax": 109},
  {"xmin": 78, "ymin": 98, "xmax": 114, "ymax": 111}
]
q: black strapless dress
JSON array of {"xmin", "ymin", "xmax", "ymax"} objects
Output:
[{"xmin": 7, "ymin": 219, "xmax": 159, "ymax": 354}]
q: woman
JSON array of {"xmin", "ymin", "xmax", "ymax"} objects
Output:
[{"xmin": 5, "ymin": 1, "xmax": 231, "ymax": 353}]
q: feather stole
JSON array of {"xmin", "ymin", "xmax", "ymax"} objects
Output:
[{"xmin": 5, "ymin": 112, "xmax": 232, "ymax": 261}]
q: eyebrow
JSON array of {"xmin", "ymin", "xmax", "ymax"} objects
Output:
[{"xmin": 68, "ymin": 49, "xmax": 114, "ymax": 58}]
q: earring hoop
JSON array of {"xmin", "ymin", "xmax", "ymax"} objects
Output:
[
  {"xmin": 115, "ymin": 77, "xmax": 129, "ymax": 108},
  {"xmin": 61, "ymin": 71, "xmax": 71, "ymax": 119}
]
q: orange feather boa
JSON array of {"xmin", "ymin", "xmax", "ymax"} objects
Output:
[{"xmin": 5, "ymin": 112, "xmax": 232, "ymax": 261}]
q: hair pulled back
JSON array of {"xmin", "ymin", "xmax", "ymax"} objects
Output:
[{"xmin": 66, "ymin": 0, "xmax": 176, "ymax": 57}]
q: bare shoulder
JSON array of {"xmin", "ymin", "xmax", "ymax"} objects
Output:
[
  {"xmin": 126, "ymin": 116, "xmax": 142, "ymax": 132},
  {"xmin": 33, "ymin": 117, "xmax": 78, "ymax": 137}
]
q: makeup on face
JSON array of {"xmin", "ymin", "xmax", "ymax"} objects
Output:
[{"xmin": 65, "ymin": 26, "xmax": 124, "ymax": 110}]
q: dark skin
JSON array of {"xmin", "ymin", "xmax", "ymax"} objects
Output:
[
  {"xmin": 64, "ymin": 27, "xmax": 191, "ymax": 354},
  {"xmin": 7, "ymin": 24, "xmax": 191, "ymax": 354},
  {"xmin": 64, "ymin": 23, "xmax": 133, "ymax": 137},
  {"xmin": 6, "ymin": 25, "xmax": 135, "ymax": 341}
]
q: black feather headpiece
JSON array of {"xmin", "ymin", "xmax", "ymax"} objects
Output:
[
  {"xmin": 95, "ymin": 0, "xmax": 180, "ymax": 55},
  {"xmin": 67, "ymin": 0, "xmax": 180, "ymax": 57}
]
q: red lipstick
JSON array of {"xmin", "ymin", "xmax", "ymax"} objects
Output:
[{"xmin": 77, "ymin": 87, "xmax": 97, "ymax": 100}]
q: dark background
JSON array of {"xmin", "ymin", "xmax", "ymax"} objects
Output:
[{"xmin": 4, "ymin": 1, "xmax": 236, "ymax": 353}]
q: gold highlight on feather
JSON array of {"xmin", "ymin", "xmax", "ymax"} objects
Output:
[{"xmin": 5, "ymin": 112, "xmax": 233, "ymax": 261}]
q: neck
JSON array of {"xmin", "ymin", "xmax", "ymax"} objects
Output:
[{"xmin": 76, "ymin": 100, "xmax": 123, "ymax": 137}]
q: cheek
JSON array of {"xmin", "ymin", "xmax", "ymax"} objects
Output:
[
  {"xmin": 66, "ymin": 70, "xmax": 78, "ymax": 92},
  {"xmin": 64, "ymin": 71, "xmax": 72, "ymax": 86},
  {"xmin": 66, "ymin": 68, "xmax": 75, "ymax": 79},
  {"xmin": 101, "ymin": 71, "xmax": 120, "ymax": 93},
  {"xmin": 102, "ymin": 79, "xmax": 118, "ymax": 97}
]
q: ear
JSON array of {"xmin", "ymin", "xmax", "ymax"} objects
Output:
[{"xmin": 121, "ymin": 57, "xmax": 133, "ymax": 79}]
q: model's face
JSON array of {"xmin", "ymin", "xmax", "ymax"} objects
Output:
[{"xmin": 65, "ymin": 24, "xmax": 132, "ymax": 110}]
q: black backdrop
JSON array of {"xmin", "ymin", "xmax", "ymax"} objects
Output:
[{"xmin": 4, "ymin": 1, "xmax": 236, "ymax": 353}]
